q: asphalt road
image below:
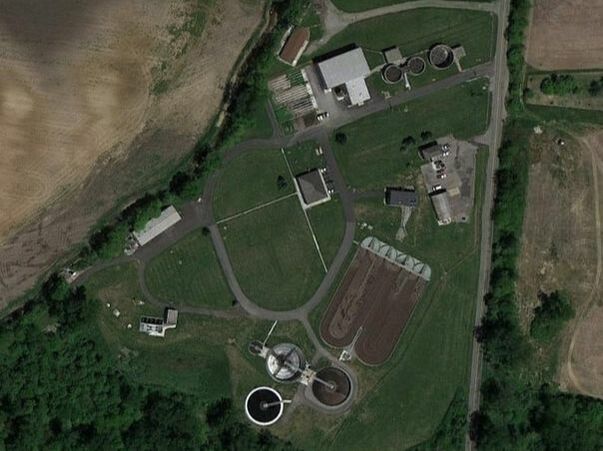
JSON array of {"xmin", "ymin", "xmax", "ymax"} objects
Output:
[{"xmin": 465, "ymin": 1, "xmax": 510, "ymax": 450}]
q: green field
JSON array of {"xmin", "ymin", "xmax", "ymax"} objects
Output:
[
  {"xmin": 213, "ymin": 148, "xmax": 294, "ymax": 220},
  {"xmin": 307, "ymin": 196, "xmax": 346, "ymax": 267},
  {"xmin": 221, "ymin": 196, "xmax": 325, "ymax": 310},
  {"xmin": 332, "ymin": 0, "xmax": 492, "ymax": 13},
  {"xmin": 85, "ymin": 262, "xmax": 314, "ymax": 405},
  {"xmin": 144, "ymin": 229, "xmax": 232, "ymax": 309},
  {"xmin": 283, "ymin": 141, "xmax": 325, "ymax": 175},
  {"xmin": 332, "ymin": 78, "xmax": 490, "ymax": 190},
  {"xmin": 315, "ymin": 8, "xmax": 496, "ymax": 69}
]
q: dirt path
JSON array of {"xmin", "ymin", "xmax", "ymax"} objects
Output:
[{"xmin": 565, "ymin": 132, "xmax": 603, "ymax": 398}]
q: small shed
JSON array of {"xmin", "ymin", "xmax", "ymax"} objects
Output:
[
  {"xmin": 384, "ymin": 187, "xmax": 418, "ymax": 208},
  {"xmin": 383, "ymin": 47, "xmax": 403, "ymax": 64}
]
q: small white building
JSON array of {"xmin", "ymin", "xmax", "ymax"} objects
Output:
[
  {"xmin": 139, "ymin": 308, "xmax": 179, "ymax": 338},
  {"xmin": 317, "ymin": 47, "xmax": 371, "ymax": 106},
  {"xmin": 133, "ymin": 205, "xmax": 181, "ymax": 247}
]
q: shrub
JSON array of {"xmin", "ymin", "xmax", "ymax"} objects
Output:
[
  {"xmin": 335, "ymin": 132, "xmax": 347, "ymax": 145},
  {"xmin": 540, "ymin": 74, "xmax": 579, "ymax": 96},
  {"xmin": 530, "ymin": 291, "xmax": 574, "ymax": 342}
]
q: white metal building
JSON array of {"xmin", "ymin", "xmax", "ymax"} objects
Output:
[
  {"xmin": 133, "ymin": 205, "xmax": 182, "ymax": 246},
  {"xmin": 317, "ymin": 47, "xmax": 371, "ymax": 106}
]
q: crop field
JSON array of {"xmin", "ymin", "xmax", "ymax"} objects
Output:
[
  {"xmin": 85, "ymin": 262, "xmax": 314, "ymax": 404},
  {"xmin": 213, "ymin": 148, "xmax": 295, "ymax": 220},
  {"xmin": 220, "ymin": 196, "xmax": 324, "ymax": 310},
  {"xmin": 331, "ymin": 0, "xmax": 491, "ymax": 13},
  {"xmin": 144, "ymin": 228, "xmax": 232, "ymax": 309},
  {"xmin": 332, "ymin": 78, "xmax": 490, "ymax": 190},
  {"xmin": 0, "ymin": 0, "xmax": 265, "ymax": 309},
  {"xmin": 527, "ymin": 0, "xmax": 603, "ymax": 70},
  {"xmin": 316, "ymin": 8, "xmax": 496, "ymax": 69}
]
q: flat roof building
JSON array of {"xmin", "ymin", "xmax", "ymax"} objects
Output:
[
  {"xmin": 383, "ymin": 47, "xmax": 403, "ymax": 64},
  {"xmin": 429, "ymin": 190, "xmax": 452, "ymax": 225},
  {"xmin": 279, "ymin": 27, "xmax": 310, "ymax": 66},
  {"xmin": 133, "ymin": 205, "xmax": 181, "ymax": 247},
  {"xmin": 139, "ymin": 308, "xmax": 179, "ymax": 338},
  {"xmin": 419, "ymin": 142, "xmax": 450, "ymax": 161},
  {"xmin": 384, "ymin": 187, "xmax": 418, "ymax": 207},
  {"xmin": 317, "ymin": 47, "xmax": 371, "ymax": 106},
  {"xmin": 295, "ymin": 169, "xmax": 331, "ymax": 209}
]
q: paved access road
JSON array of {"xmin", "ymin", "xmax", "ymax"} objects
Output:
[{"xmin": 465, "ymin": 0, "xmax": 510, "ymax": 450}]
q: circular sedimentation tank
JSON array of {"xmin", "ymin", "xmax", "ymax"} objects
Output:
[
  {"xmin": 382, "ymin": 64, "xmax": 403, "ymax": 84},
  {"xmin": 245, "ymin": 387, "xmax": 284, "ymax": 426},
  {"xmin": 407, "ymin": 56, "xmax": 426, "ymax": 76},
  {"xmin": 266, "ymin": 343, "xmax": 305, "ymax": 383},
  {"xmin": 312, "ymin": 367, "xmax": 352, "ymax": 407},
  {"xmin": 428, "ymin": 44, "xmax": 454, "ymax": 70}
]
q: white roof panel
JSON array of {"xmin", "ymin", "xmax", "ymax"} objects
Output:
[
  {"xmin": 317, "ymin": 47, "xmax": 370, "ymax": 88},
  {"xmin": 345, "ymin": 78, "xmax": 371, "ymax": 105},
  {"xmin": 133, "ymin": 205, "xmax": 182, "ymax": 246}
]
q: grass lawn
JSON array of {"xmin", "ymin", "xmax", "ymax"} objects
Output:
[
  {"xmin": 284, "ymin": 141, "xmax": 325, "ymax": 175},
  {"xmin": 221, "ymin": 196, "xmax": 325, "ymax": 310},
  {"xmin": 144, "ymin": 228, "xmax": 232, "ymax": 309},
  {"xmin": 85, "ymin": 262, "xmax": 315, "ymax": 407},
  {"xmin": 235, "ymin": 98, "xmax": 274, "ymax": 142},
  {"xmin": 307, "ymin": 196, "xmax": 346, "ymax": 267},
  {"xmin": 291, "ymin": 150, "xmax": 489, "ymax": 449},
  {"xmin": 332, "ymin": 0, "xmax": 492, "ymax": 14},
  {"xmin": 315, "ymin": 8, "xmax": 496, "ymax": 69},
  {"xmin": 213, "ymin": 148, "xmax": 295, "ymax": 220},
  {"xmin": 332, "ymin": 78, "xmax": 490, "ymax": 190}
]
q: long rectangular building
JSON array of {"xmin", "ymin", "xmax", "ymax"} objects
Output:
[{"xmin": 133, "ymin": 205, "xmax": 182, "ymax": 246}]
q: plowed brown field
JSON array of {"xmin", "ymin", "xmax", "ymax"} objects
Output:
[
  {"xmin": 527, "ymin": 0, "xmax": 603, "ymax": 70},
  {"xmin": 320, "ymin": 248, "xmax": 426, "ymax": 365},
  {"xmin": 0, "ymin": 0, "xmax": 264, "ymax": 306}
]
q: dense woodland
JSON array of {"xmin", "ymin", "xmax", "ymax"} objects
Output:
[
  {"xmin": 0, "ymin": 276, "xmax": 294, "ymax": 450},
  {"xmin": 472, "ymin": 0, "xmax": 603, "ymax": 449}
]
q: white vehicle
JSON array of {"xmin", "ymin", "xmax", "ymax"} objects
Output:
[{"xmin": 316, "ymin": 111, "xmax": 330, "ymax": 121}]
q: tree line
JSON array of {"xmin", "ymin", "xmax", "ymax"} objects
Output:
[
  {"xmin": 471, "ymin": 0, "xmax": 603, "ymax": 449},
  {"xmin": 0, "ymin": 275, "xmax": 295, "ymax": 450}
]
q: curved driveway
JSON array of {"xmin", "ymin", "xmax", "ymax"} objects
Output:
[{"xmin": 74, "ymin": 0, "xmax": 506, "ymax": 418}]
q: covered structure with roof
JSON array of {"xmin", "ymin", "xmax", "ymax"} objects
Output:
[
  {"xmin": 139, "ymin": 308, "xmax": 179, "ymax": 338},
  {"xmin": 295, "ymin": 169, "xmax": 331, "ymax": 209},
  {"xmin": 278, "ymin": 27, "xmax": 310, "ymax": 66},
  {"xmin": 316, "ymin": 47, "xmax": 371, "ymax": 106},
  {"xmin": 384, "ymin": 187, "xmax": 418, "ymax": 208},
  {"xmin": 133, "ymin": 205, "xmax": 181, "ymax": 247},
  {"xmin": 429, "ymin": 190, "xmax": 452, "ymax": 225}
]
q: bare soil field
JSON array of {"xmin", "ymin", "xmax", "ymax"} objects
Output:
[
  {"xmin": 0, "ymin": 0, "xmax": 264, "ymax": 306},
  {"xmin": 320, "ymin": 248, "xmax": 426, "ymax": 365},
  {"xmin": 517, "ymin": 128, "xmax": 603, "ymax": 398},
  {"xmin": 526, "ymin": 0, "xmax": 603, "ymax": 70}
]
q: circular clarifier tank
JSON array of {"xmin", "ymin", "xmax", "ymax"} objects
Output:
[
  {"xmin": 245, "ymin": 387, "xmax": 284, "ymax": 426},
  {"xmin": 382, "ymin": 64, "xmax": 404, "ymax": 84},
  {"xmin": 429, "ymin": 44, "xmax": 454, "ymax": 70},
  {"xmin": 312, "ymin": 367, "xmax": 352, "ymax": 407},
  {"xmin": 408, "ymin": 56, "xmax": 426, "ymax": 75}
]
